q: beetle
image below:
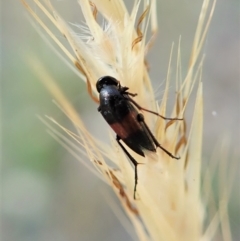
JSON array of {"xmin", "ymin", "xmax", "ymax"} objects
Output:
[{"xmin": 96, "ymin": 76, "xmax": 181, "ymax": 199}]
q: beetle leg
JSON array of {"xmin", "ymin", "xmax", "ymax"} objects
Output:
[
  {"xmin": 128, "ymin": 97, "xmax": 182, "ymax": 121},
  {"xmin": 137, "ymin": 114, "xmax": 180, "ymax": 159},
  {"xmin": 126, "ymin": 92, "xmax": 138, "ymax": 97},
  {"xmin": 120, "ymin": 86, "xmax": 129, "ymax": 92},
  {"xmin": 120, "ymin": 87, "xmax": 137, "ymax": 97},
  {"xmin": 116, "ymin": 135, "xmax": 139, "ymax": 199}
]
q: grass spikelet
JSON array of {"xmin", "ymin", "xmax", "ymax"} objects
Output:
[{"xmin": 21, "ymin": 0, "xmax": 234, "ymax": 240}]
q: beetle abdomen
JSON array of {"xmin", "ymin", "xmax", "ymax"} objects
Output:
[{"xmin": 99, "ymin": 86, "xmax": 156, "ymax": 156}]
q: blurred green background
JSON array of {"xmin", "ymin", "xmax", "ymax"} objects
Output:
[{"xmin": 2, "ymin": 0, "xmax": 239, "ymax": 240}]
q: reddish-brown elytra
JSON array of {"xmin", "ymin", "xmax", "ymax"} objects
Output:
[{"xmin": 96, "ymin": 76, "xmax": 182, "ymax": 199}]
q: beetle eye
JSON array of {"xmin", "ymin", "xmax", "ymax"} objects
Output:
[{"xmin": 96, "ymin": 76, "xmax": 118, "ymax": 92}]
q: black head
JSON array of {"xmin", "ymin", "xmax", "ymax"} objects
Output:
[{"xmin": 96, "ymin": 76, "xmax": 119, "ymax": 93}]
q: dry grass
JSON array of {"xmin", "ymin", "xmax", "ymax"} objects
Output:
[{"xmin": 21, "ymin": 0, "xmax": 233, "ymax": 240}]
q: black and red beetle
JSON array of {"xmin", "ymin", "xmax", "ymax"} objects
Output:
[{"xmin": 96, "ymin": 76, "xmax": 181, "ymax": 198}]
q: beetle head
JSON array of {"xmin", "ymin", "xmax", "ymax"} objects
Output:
[{"xmin": 96, "ymin": 76, "xmax": 119, "ymax": 92}]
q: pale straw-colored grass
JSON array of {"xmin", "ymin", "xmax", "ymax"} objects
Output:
[{"xmin": 21, "ymin": 0, "xmax": 233, "ymax": 240}]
